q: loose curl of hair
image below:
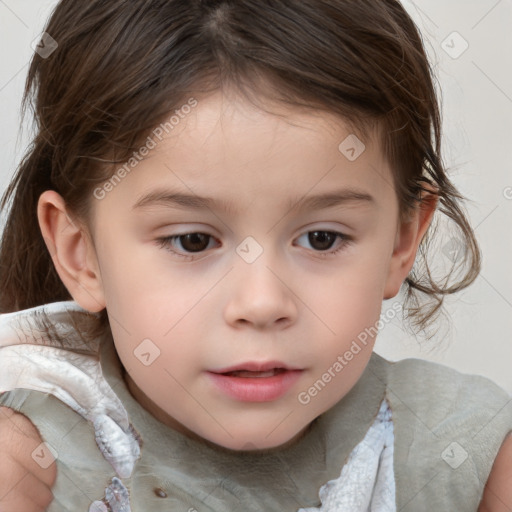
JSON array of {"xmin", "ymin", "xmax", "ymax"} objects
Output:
[{"xmin": 0, "ymin": 0, "xmax": 480, "ymax": 346}]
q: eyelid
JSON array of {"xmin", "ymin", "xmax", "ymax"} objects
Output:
[
  {"xmin": 155, "ymin": 232, "xmax": 220, "ymax": 261},
  {"xmin": 155, "ymin": 226, "xmax": 353, "ymax": 261}
]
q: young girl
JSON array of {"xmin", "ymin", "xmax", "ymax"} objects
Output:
[{"xmin": 0, "ymin": 0, "xmax": 511, "ymax": 511}]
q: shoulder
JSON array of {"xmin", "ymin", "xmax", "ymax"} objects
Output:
[
  {"xmin": 376, "ymin": 352, "xmax": 512, "ymax": 415},
  {"xmin": 479, "ymin": 432, "xmax": 512, "ymax": 511},
  {"xmin": 374, "ymin": 351, "xmax": 512, "ymax": 445},
  {"xmin": 371, "ymin": 353, "xmax": 512, "ymax": 508}
]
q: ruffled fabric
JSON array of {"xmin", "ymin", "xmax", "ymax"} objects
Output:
[
  {"xmin": 298, "ymin": 399, "xmax": 395, "ymax": 511},
  {"xmin": 0, "ymin": 301, "xmax": 396, "ymax": 511},
  {"xmin": 0, "ymin": 301, "xmax": 140, "ymax": 479}
]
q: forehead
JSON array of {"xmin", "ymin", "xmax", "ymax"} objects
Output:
[
  {"xmin": 165, "ymin": 89, "xmax": 373, "ymax": 152},
  {"xmin": 95, "ymin": 90, "xmax": 397, "ymax": 220}
]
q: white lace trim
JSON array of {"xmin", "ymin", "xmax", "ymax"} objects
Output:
[
  {"xmin": 298, "ymin": 398, "xmax": 396, "ymax": 511},
  {"xmin": 0, "ymin": 301, "xmax": 396, "ymax": 511}
]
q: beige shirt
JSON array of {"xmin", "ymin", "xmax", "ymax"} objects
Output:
[{"xmin": 1, "ymin": 301, "xmax": 511, "ymax": 511}]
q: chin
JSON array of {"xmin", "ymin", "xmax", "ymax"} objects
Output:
[{"xmin": 195, "ymin": 421, "xmax": 314, "ymax": 453}]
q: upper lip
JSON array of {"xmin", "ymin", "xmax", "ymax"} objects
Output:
[{"xmin": 209, "ymin": 361, "xmax": 302, "ymax": 373}]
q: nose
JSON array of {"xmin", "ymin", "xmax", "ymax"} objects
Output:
[{"xmin": 223, "ymin": 250, "xmax": 298, "ymax": 330}]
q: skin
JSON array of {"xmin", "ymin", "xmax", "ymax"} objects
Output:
[
  {"xmin": 0, "ymin": 406, "xmax": 56, "ymax": 511},
  {"xmin": 478, "ymin": 433, "xmax": 512, "ymax": 511},
  {"xmin": 0, "ymin": 87, "xmax": 491, "ymax": 512},
  {"xmin": 36, "ymin": 88, "xmax": 438, "ymax": 452}
]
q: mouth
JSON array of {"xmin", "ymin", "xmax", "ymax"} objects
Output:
[
  {"xmin": 210, "ymin": 360, "xmax": 301, "ymax": 374},
  {"xmin": 206, "ymin": 361, "xmax": 303, "ymax": 402},
  {"xmin": 220, "ymin": 368, "xmax": 287, "ymax": 378}
]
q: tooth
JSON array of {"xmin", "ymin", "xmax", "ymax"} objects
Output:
[{"xmin": 228, "ymin": 369, "xmax": 281, "ymax": 378}]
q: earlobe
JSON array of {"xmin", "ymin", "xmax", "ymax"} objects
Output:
[
  {"xmin": 383, "ymin": 185, "xmax": 438, "ymax": 300},
  {"xmin": 37, "ymin": 190, "xmax": 106, "ymax": 313}
]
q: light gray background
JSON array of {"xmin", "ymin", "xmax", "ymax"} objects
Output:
[{"xmin": 1, "ymin": 1, "xmax": 511, "ymax": 391}]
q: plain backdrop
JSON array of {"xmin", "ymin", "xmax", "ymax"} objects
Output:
[{"xmin": 1, "ymin": 1, "xmax": 511, "ymax": 392}]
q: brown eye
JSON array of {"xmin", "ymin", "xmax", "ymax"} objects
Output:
[
  {"xmin": 177, "ymin": 233, "xmax": 211, "ymax": 252},
  {"xmin": 307, "ymin": 231, "xmax": 337, "ymax": 251},
  {"xmin": 156, "ymin": 232, "xmax": 218, "ymax": 259},
  {"xmin": 294, "ymin": 230, "xmax": 352, "ymax": 258}
]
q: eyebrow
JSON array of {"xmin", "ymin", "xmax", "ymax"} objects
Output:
[{"xmin": 132, "ymin": 187, "xmax": 376, "ymax": 214}]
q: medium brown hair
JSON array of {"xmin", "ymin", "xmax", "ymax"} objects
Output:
[{"xmin": 0, "ymin": 0, "xmax": 480, "ymax": 344}]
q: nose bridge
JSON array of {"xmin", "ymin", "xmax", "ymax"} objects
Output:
[
  {"xmin": 235, "ymin": 235, "xmax": 284, "ymax": 296},
  {"xmin": 224, "ymin": 235, "xmax": 297, "ymax": 328},
  {"xmin": 235, "ymin": 233, "xmax": 290, "ymax": 286}
]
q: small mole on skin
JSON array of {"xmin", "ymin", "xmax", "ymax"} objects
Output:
[{"xmin": 154, "ymin": 487, "xmax": 168, "ymax": 498}]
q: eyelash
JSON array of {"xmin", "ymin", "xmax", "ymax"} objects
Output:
[{"xmin": 155, "ymin": 230, "xmax": 352, "ymax": 261}]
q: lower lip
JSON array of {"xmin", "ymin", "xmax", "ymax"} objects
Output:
[{"xmin": 206, "ymin": 370, "xmax": 303, "ymax": 402}]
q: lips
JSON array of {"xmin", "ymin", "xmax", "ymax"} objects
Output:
[
  {"xmin": 207, "ymin": 361, "xmax": 303, "ymax": 401},
  {"xmin": 222, "ymin": 368, "xmax": 286, "ymax": 378},
  {"xmin": 210, "ymin": 360, "xmax": 300, "ymax": 374}
]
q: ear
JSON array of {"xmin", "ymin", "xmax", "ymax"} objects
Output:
[
  {"xmin": 383, "ymin": 184, "xmax": 438, "ymax": 300},
  {"xmin": 37, "ymin": 190, "xmax": 106, "ymax": 313}
]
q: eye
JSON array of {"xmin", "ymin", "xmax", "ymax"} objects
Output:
[
  {"xmin": 156, "ymin": 233, "xmax": 219, "ymax": 260},
  {"xmin": 294, "ymin": 230, "xmax": 351, "ymax": 257},
  {"xmin": 156, "ymin": 229, "xmax": 352, "ymax": 261}
]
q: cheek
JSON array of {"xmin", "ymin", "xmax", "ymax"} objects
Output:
[
  {"xmin": 305, "ymin": 261, "xmax": 389, "ymax": 338},
  {"xmin": 95, "ymin": 232, "xmax": 214, "ymax": 368},
  {"xmin": 104, "ymin": 275, "xmax": 208, "ymax": 375},
  {"xmin": 95, "ymin": 231, "xmax": 169, "ymax": 311},
  {"xmin": 109, "ymin": 313, "xmax": 200, "ymax": 408}
]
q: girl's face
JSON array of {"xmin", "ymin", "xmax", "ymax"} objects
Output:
[{"xmin": 72, "ymin": 91, "xmax": 426, "ymax": 451}]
